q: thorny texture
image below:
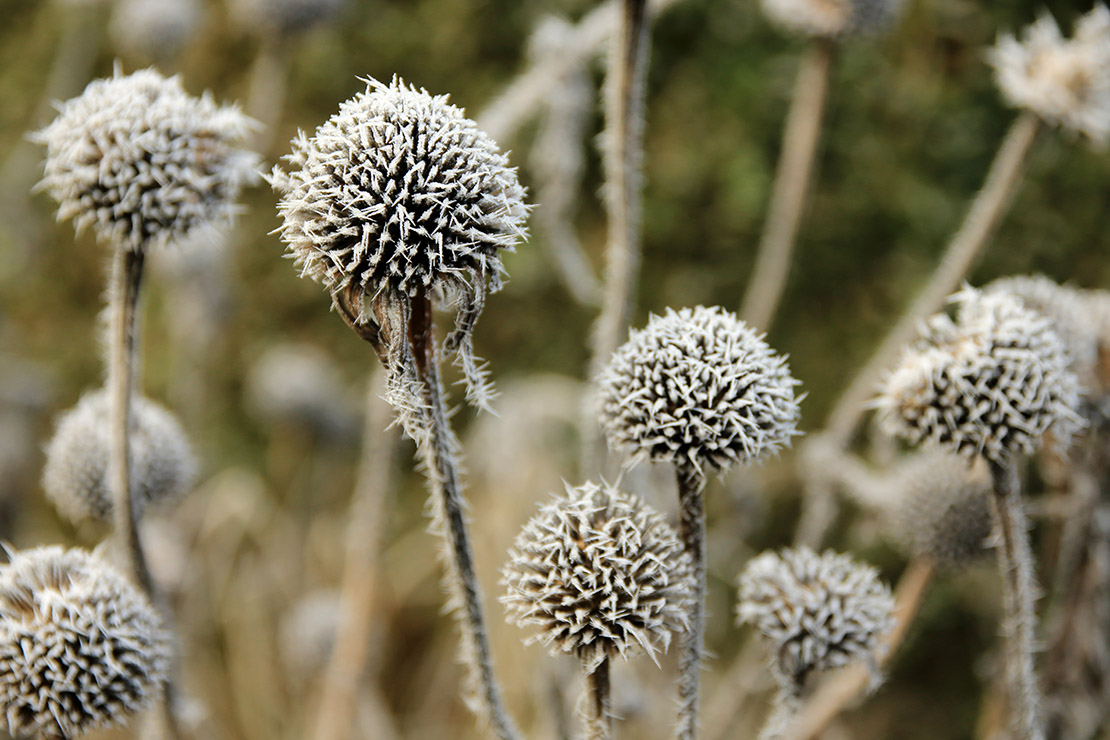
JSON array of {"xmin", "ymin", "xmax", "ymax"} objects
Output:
[
  {"xmin": 878, "ymin": 286, "xmax": 1083, "ymax": 466},
  {"xmin": 736, "ymin": 547, "xmax": 895, "ymax": 694},
  {"xmin": 759, "ymin": 0, "xmax": 905, "ymax": 38},
  {"xmin": 42, "ymin": 389, "xmax": 196, "ymax": 525},
  {"xmin": 34, "ymin": 67, "xmax": 259, "ymax": 253},
  {"xmin": 888, "ymin": 450, "xmax": 993, "ymax": 567},
  {"xmin": 0, "ymin": 546, "xmax": 171, "ymax": 739},
  {"xmin": 231, "ymin": 0, "xmax": 347, "ymax": 37},
  {"xmin": 110, "ymin": 0, "xmax": 201, "ymax": 62},
  {"xmin": 597, "ymin": 305, "xmax": 801, "ymax": 473},
  {"xmin": 501, "ymin": 480, "xmax": 694, "ymax": 674},
  {"xmin": 989, "ymin": 5, "xmax": 1110, "ymax": 145}
]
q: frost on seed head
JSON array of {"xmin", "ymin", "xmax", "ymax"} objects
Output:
[
  {"xmin": 878, "ymin": 286, "xmax": 1084, "ymax": 466},
  {"xmin": 501, "ymin": 480, "xmax": 694, "ymax": 673},
  {"xmin": 988, "ymin": 5, "xmax": 1110, "ymax": 145},
  {"xmin": 736, "ymin": 547, "xmax": 895, "ymax": 693},
  {"xmin": 0, "ymin": 545, "xmax": 171, "ymax": 739},
  {"xmin": 42, "ymin": 389, "xmax": 196, "ymax": 525},
  {"xmin": 760, "ymin": 0, "xmax": 905, "ymax": 38},
  {"xmin": 597, "ymin": 306, "xmax": 801, "ymax": 473},
  {"xmin": 110, "ymin": 0, "xmax": 202, "ymax": 62},
  {"xmin": 34, "ymin": 66, "xmax": 259, "ymax": 253}
]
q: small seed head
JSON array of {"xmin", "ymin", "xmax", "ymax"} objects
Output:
[
  {"xmin": 760, "ymin": 0, "xmax": 905, "ymax": 38},
  {"xmin": 110, "ymin": 0, "xmax": 202, "ymax": 62},
  {"xmin": 231, "ymin": 0, "xmax": 347, "ymax": 38}
]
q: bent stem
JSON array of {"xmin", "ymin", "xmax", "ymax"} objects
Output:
[
  {"xmin": 741, "ymin": 37, "xmax": 836, "ymax": 332},
  {"xmin": 585, "ymin": 658, "xmax": 613, "ymax": 740},
  {"xmin": 989, "ymin": 462, "xmax": 1044, "ymax": 740},
  {"xmin": 675, "ymin": 461, "xmax": 707, "ymax": 740}
]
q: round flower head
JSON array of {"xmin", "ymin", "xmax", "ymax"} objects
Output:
[
  {"xmin": 110, "ymin": 0, "xmax": 202, "ymax": 62},
  {"xmin": 888, "ymin": 450, "xmax": 993, "ymax": 567},
  {"xmin": 597, "ymin": 306, "xmax": 801, "ymax": 472},
  {"xmin": 245, "ymin": 342, "xmax": 356, "ymax": 440},
  {"xmin": 34, "ymin": 66, "xmax": 259, "ymax": 253},
  {"xmin": 42, "ymin": 389, "xmax": 196, "ymax": 524},
  {"xmin": 736, "ymin": 547, "xmax": 895, "ymax": 692},
  {"xmin": 760, "ymin": 0, "xmax": 905, "ymax": 38},
  {"xmin": 988, "ymin": 6, "xmax": 1110, "ymax": 145},
  {"xmin": 501, "ymin": 480, "xmax": 694, "ymax": 672},
  {"xmin": 0, "ymin": 545, "xmax": 172, "ymax": 738},
  {"xmin": 878, "ymin": 286, "xmax": 1083, "ymax": 465}
]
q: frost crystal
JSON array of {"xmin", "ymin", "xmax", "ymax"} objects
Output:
[
  {"xmin": 736, "ymin": 547, "xmax": 895, "ymax": 692},
  {"xmin": 597, "ymin": 306, "xmax": 801, "ymax": 472},
  {"xmin": 760, "ymin": 0, "xmax": 905, "ymax": 38},
  {"xmin": 878, "ymin": 287, "xmax": 1083, "ymax": 465},
  {"xmin": 42, "ymin": 389, "xmax": 196, "ymax": 524},
  {"xmin": 35, "ymin": 67, "xmax": 258, "ymax": 253},
  {"xmin": 501, "ymin": 481, "xmax": 694, "ymax": 673},
  {"xmin": 989, "ymin": 6, "xmax": 1110, "ymax": 145},
  {"xmin": 0, "ymin": 546, "xmax": 171, "ymax": 738}
]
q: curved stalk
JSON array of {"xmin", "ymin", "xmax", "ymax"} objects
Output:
[
  {"xmin": 676, "ymin": 461, "xmax": 707, "ymax": 740},
  {"xmin": 584, "ymin": 658, "xmax": 613, "ymax": 740}
]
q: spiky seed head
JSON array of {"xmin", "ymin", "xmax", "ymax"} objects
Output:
[
  {"xmin": 736, "ymin": 547, "xmax": 895, "ymax": 692},
  {"xmin": 0, "ymin": 545, "xmax": 172, "ymax": 738},
  {"xmin": 988, "ymin": 6, "xmax": 1110, "ymax": 145},
  {"xmin": 597, "ymin": 306, "xmax": 801, "ymax": 473},
  {"xmin": 760, "ymin": 0, "xmax": 905, "ymax": 38},
  {"xmin": 887, "ymin": 450, "xmax": 993, "ymax": 567},
  {"xmin": 34, "ymin": 67, "xmax": 259, "ymax": 253},
  {"xmin": 231, "ymin": 0, "xmax": 347, "ymax": 37},
  {"xmin": 501, "ymin": 480, "xmax": 694, "ymax": 673},
  {"xmin": 110, "ymin": 0, "xmax": 202, "ymax": 62},
  {"xmin": 42, "ymin": 389, "xmax": 196, "ymax": 524},
  {"xmin": 878, "ymin": 286, "xmax": 1083, "ymax": 465}
]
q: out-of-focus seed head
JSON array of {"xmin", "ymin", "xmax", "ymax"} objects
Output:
[
  {"xmin": 245, "ymin": 343, "xmax": 356, "ymax": 440},
  {"xmin": 279, "ymin": 590, "xmax": 342, "ymax": 683},
  {"xmin": 0, "ymin": 545, "xmax": 172, "ymax": 738},
  {"xmin": 597, "ymin": 306, "xmax": 801, "ymax": 473},
  {"xmin": 736, "ymin": 547, "xmax": 895, "ymax": 693},
  {"xmin": 501, "ymin": 480, "xmax": 694, "ymax": 673},
  {"xmin": 760, "ymin": 0, "xmax": 905, "ymax": 38},
  {"xmin": 231, "ymin": 0, "xmax": 347, "ymax": 38},
  {"xmin": 878, "ymin": 286, "xmax": 1083, "ymax": 465},
  {"xmin": 42, "ymin": 389, "xmax": 196, "ymax": 524},
  {"xmin": 34, "ymin": 67, "xmax": 259, "ymax": 253},
  {"xmin": 110, "ymin": 0, "xmax": 202, "ymax": 62},
  {"xmin": 988, "ymin": 6, "xmax": 1110, "ymax": 145}
]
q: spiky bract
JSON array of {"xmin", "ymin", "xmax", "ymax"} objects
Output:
[
  {"xmin": 0, "ymin": 546, "xmax": 171, "ymax": 738},
  {"xmin": 35, "ymin": 67, "xmax": 259, "ymax": 253},
  {"xmin": 597, "ymin": 305, "xmax": 801, "ymax": 472},
  {"xmin": 878, "ymin": 287, "xmax": 1083, "ymax": 465},
  {"xmin": 989, "ymin": 6, "xmax": 1110, "ymax": 144},
  {"xmin": 760, "ymin": 0, "xmax": 905, "ymax": 38},
  {"xmin": 736, "ymin": 547, "xmax": 895, "ymax": 692},
  {"xmin": 501, "ymin": 481, "xmax": 694, "ymax": 673}
]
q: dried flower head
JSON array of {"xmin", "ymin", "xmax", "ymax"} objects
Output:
[
  {"xmin": 878, "ymin": 286, "xmax": 1083, "ymax": 465},
  {"xmin": 35, "ymin": 67, "xmax": 259, "ymax": 253},
  {"xmin": 989, "ymin": 6, "xmax": 1110, "ymax": 144},
  {"xmin": 597, "ymin": 306, "xmax": 801, "ymax": 472},
  {"xmin": 245, "ymin": 342, "xmax": 356, "ymax": 440},
  {"xmin": 0, "ymin": 545, "xmax": 171, "ymax": 738},
  {"xmin": 888, "ymin": 450, "xmax": 993, "ymax": 567},
  {"xmin": 760, "ymin": 0, "xmax": 905, "ymax": 38},
  {"xmin": 736, "ymin": 547, "xmax": 895, "ymax": 692},
  {"xmin": 110, "ymin": 0, "xmax": 202, "ymax": 62},
  {"xmin": 42, "ymin": 389, "xmax": 196, "ymax": 524},
  {"xmin": 231, "ymin": 0, "xmax": 347, "ymax": 37},
  {"xmin": 501, "ymin": 480, "xmax": 694, "ymax": 672}
]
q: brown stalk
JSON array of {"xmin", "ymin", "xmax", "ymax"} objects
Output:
[{"xmin": 675, "ymin": 460, "xmax": 707, "ymax": 740}]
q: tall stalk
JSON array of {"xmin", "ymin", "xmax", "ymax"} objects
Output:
[
  {"xmin": 676, "ymin": 460, "xmax": 706, "ymax": 740},
  {"xmin": 584, "ymin": 658, "xmax": 613, "ymax": 740}
]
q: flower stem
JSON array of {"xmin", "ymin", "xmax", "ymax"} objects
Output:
[
  {"xmin": 989, "ymin": 462, "xmax": 1044, "ymax": 740},
  {"xmin": 675, "ymin": 460, "xmax": 706, "ymax": 740},
  {"xmin": 741, "ymin": 37, "xmax": 836, "ymax": 333},
  {"xmin": 585, "ymin": 658, "xmax": 613, "ymax": 740}
]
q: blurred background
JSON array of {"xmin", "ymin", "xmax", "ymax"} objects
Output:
[{"xmin": 0, "ymin": 0, "xmax": 1107, "ymax": 739}]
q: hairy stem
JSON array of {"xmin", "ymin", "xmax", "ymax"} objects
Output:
[
  {"xmin": 741, "ymin": 37, "xmax": 836, "ymax": 332},
  {"xmin": 758, "ymin": 688, "xmax": 799, "ymax": 740},
  {"xmin": 585, "ymin": 658, "xmax": 613, "ymax": 740},
  {"xmin": 989, "ymin": 461, "xmax": 1044, "ymax": 740},
  {"xmin": 676, "ymin": 461, "xmax": 707, "ymax": 740}
]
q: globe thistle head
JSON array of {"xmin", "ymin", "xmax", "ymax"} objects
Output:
[
  {"xmin": 878, "ymin": 286, "xmax": 1084, "ymax": 466},
  {"xmin": 501, "ymin": 480, "xmax": 694, "ymax": 673},
  {"xmin": 42, "ymin": 389, "xmax": 196, "ymax": 525},
  {"xmin": 34, "ymin": 66, "xmax": 259, "ymax": 253},
  {"xmin": 110, "ymin": 0, "xmax": 202, "ymax": 63},
  {"xmin": 988, "ymin": 6, "xmax": 1110, "ymax": 145},
  {"xmin": 887, "ymin": 450, "xmax": 993, "ymax": 567},
  {"xmin": 231, "ymin": 0, "xmax": 347, "ymax": 38},
  {"xmin": 760, "ymin": 0, "xmax": 905, "ymax": 38},
  {"xmin": 736, "ymin": 547, "xmax": 895, "ymax": 693},
  {"xmin": 597, "ymin": 306, "xmax": 801, "ymax": 473},
  {"xmin": 0, "ymin": 545, "xmax": 172, "ymax": 738}
]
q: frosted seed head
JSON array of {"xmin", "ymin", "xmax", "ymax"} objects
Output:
[
  {"xmin": 34, "ymin": 67, "xmax": 260, "ymax": 253},
  {"xmin": 42, "ymin": 389, "xmax": 196, "ymax": 524},
  {"xmin": 735, "ymin": 547, "xmax": 895, "ymax": 692},
  {"xmin": 988, "ymin": 6, "xmax": 1110, "ymax": 145},
  {"xmin": 760, "ymin": 0, "xmax": 905, "ymax": 38},
  {"xmin": 110, "ymin": 0, "xmax": 202, "ymax": 62},
  {"xmin": 501, "ymin": 480, "xmax": 694, "ymax": 672},
  {"xmin": 231, "ymin": 0, "xmax": 347, "ymax": 38},
  {"xmin": 597, "ymin": 306, "xmax": 802, "ymax": 473},
  {"xmin": 0, "ymin": 545, "xmax": 172, "ymax": 738},
  {"xmin": 878, "ymin": 287, "xmax": 1084, "ymax": 465}
]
